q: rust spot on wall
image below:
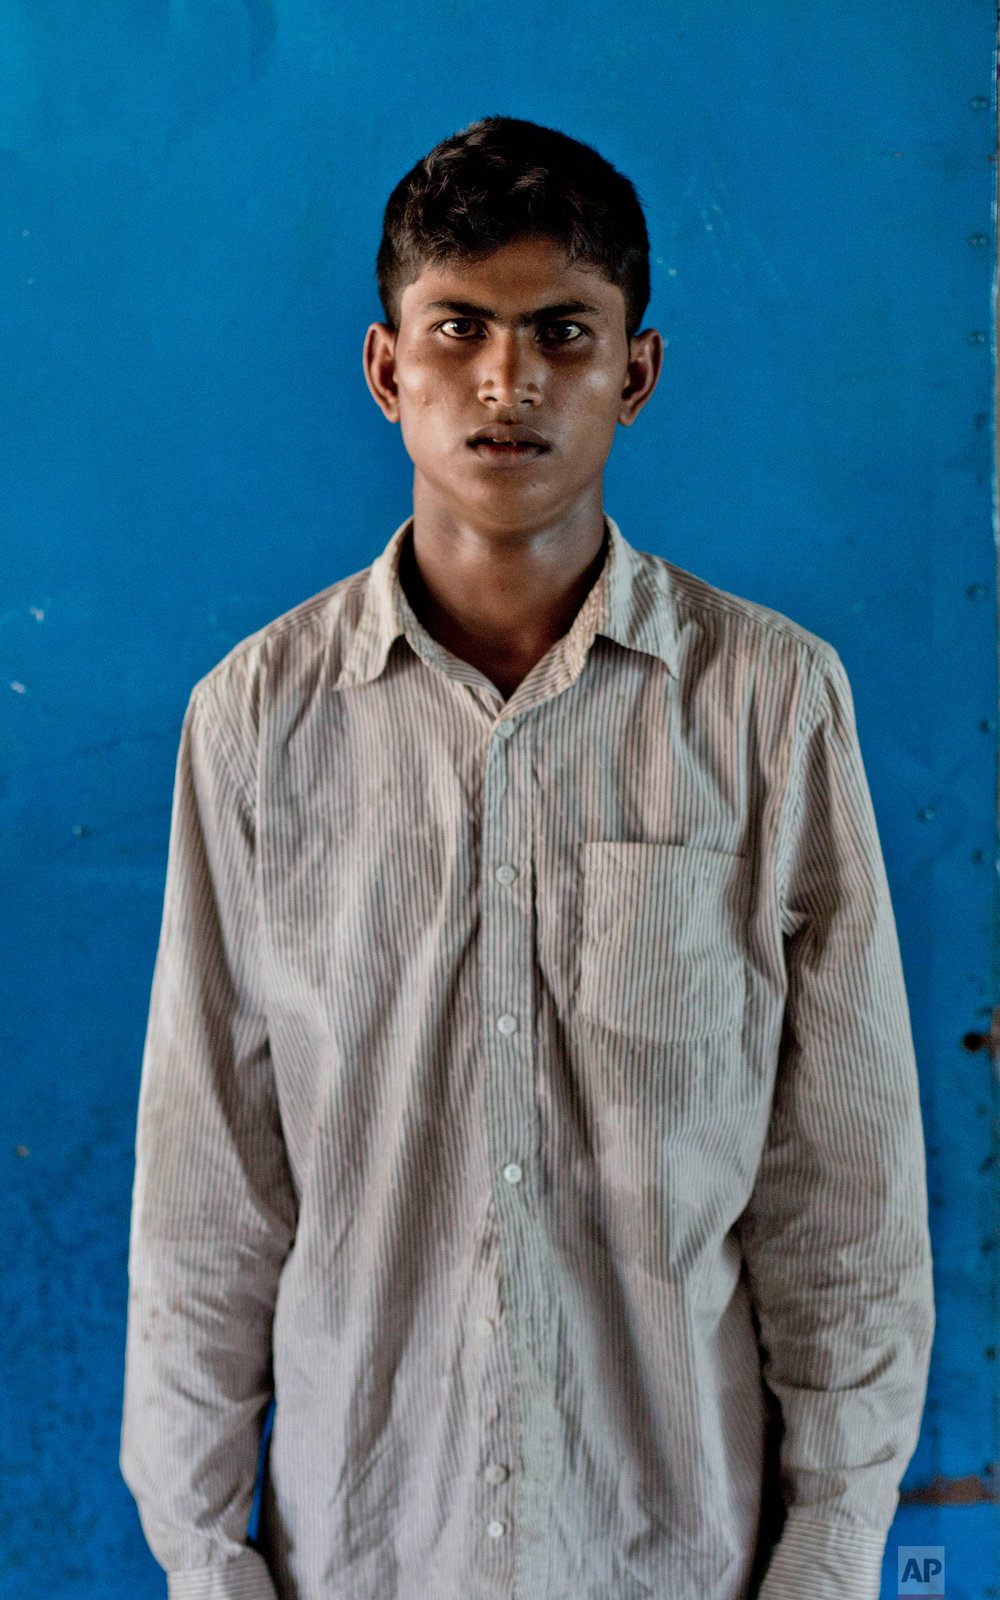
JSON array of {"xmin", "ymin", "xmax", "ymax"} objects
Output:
[{"xmin": 900, "ymin": 1473, "xmax": 999, "ymax": 1505}]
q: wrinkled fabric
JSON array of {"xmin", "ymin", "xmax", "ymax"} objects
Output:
[{"xmin": 122, "ymin": 518, "xmax": 933, "ymax": 1600}]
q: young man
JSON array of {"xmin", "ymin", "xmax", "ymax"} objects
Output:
[{"xmin": 122, "ymin": 117, "xmax": 934, "ymax": 1600}]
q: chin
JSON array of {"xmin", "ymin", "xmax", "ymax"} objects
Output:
[{"xmin": 466, "ymin": 489, "xmax": 562, "ymax": 530}]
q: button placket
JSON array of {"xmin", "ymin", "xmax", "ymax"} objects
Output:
[
  {"xmin": 480, "ymin": 730, "xmax": 532, "ymax": 1182},
  {"xmin": 479, "ymin": 712, "xmax": 555, "ymax": 1594},
  {"xmin": 475, "ymin": 1294, "xmax": 516, "ymax": 1583}
]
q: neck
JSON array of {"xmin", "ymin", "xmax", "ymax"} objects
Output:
[{"xmin": 399, "ymin": 490, "xmax": 609, "ymax": 700}]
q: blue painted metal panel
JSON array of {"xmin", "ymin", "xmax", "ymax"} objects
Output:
[{"xmin": 0, "ymin": 3, "xmax": 995, "ymax": 1595}]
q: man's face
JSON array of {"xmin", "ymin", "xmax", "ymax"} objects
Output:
[{"xmin": 364, "ymin": 235, "xmax": 661, "ymax": 538}]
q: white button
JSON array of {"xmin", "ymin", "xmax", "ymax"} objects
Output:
[
  {"xmin": 496, "ymin": 1013, "xmax": 517, "ymax": 1035},
  {"xmin": 486, "ymin": 1520, "xmax": 506, "ymax": 1539},
  {"xmin": 502, "ymin": 1162, "xmax": 523, "ymax": 1186},
  {"xmin": 495, "ymin": 719, "xmax": 516, "ymax": 738},
  {"xmin": 473, "ymin": 1316, "xmax": 495, "ymax": 1338},
  {"xmin": 494, "ymin": 863, "xmax": 517, "ymax": 885},
  {"xmin": 483, "ymin": 1463, "xmax": 509, "ymax": 1485}
]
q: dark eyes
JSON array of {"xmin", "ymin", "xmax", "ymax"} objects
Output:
[
  {"xmin": 437, "ymin": 319, "xmax": 586, "ymax": 344},
  {"xmin": 542, "ymin": 322, "xmax": 586, "ymax": 344},
  {"xmin": 438, "ymin": 318, "xmax": 480, "ymax": 339}
]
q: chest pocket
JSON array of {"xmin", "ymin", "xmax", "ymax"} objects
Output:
[{"xmin": 577, "ymin": 842, "xmax": 746, "ymax": 1043}]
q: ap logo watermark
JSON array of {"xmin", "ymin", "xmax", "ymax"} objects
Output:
[{"xmin": 898, "ymin": 1546, "xmax": 945, "ymax": 1595}]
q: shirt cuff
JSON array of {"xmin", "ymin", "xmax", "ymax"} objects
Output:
[
  {"xmin": 167, "ymin": 1551, "xmax": 278, "ymax": 1600},
  {"xmin": 756, "ymin": 1514, "xmax": 888, "ymax": 1600}
]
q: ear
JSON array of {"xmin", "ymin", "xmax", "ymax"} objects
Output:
[
  {"xmin": 363, "ymin": 322, "xmax": 400, "ymax": 422},
  {"xmin": 618, "ymin": 328, "xmax": 664, "ymax": 426}
]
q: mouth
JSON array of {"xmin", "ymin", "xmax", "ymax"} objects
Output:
[{"xmin": 466, "ymin": 424, "xmax": 551, "ymax": 465}]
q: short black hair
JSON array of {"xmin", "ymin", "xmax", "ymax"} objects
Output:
[{"xmin": 377, "ymin": 116, "xmax": 651, "ymax": 337}]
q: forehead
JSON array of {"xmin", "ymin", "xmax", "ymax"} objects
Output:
[{"xmin": 399, "ymin": 235, "xmax": 625, "ymax": 321}]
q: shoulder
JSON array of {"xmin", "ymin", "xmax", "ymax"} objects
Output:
[
  {"xmin": 613, "ymin": 539, "xmax": 859, "ymax": 767},
  {"xmin": 661, "ymin": 551, "xmax": 838, "ymax": 667},
  {"xmin": 184, "ymin": 564, "xmax": 372, "ymax": 759},
  {"xmin": 632, "ymin": 543, "xmax": 848, "ymax": 703}
]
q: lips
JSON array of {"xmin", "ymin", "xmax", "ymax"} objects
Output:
[{"xmin": 467, "ymin": 423, "xmax": 550, "ymax": 462}]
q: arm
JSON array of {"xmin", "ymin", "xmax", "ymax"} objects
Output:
[
  {"xmin": 739, "ymin": 649, "xmax": 934, "ymax": 1600},
  {"xmin": 121, "ymin": 679, "xmax": 296, "ymax": 1600}
]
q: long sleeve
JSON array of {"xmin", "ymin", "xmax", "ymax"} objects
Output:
[
  {"xmin": 121, "ymin": 679, "xmax": 296, "ymax": 1600},
  {"xmin": 739, "ymin": 649, "xmax": 935, "ymax": 1600}
]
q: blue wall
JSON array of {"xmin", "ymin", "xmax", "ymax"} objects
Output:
[{"xmin": 1, "ymin": 4, "xmax": 996, "ymax": 1595}]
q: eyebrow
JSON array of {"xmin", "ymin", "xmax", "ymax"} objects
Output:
[{"xmin": 422, "ymin": 298, "xmax": 606, "ymax": 326}]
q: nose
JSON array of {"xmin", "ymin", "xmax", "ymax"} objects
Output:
[{"xmin": 477, "ymin": 330, "xmax": 543, "ymax": 407}]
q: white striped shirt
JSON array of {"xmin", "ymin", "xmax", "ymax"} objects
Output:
[{"xmin": 122, "ymin": 516, "xmax": 933, "ymax": 1600}]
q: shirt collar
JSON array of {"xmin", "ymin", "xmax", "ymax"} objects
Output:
[{"xmin": 334, "ymin": 515, "xmax": 679, "ymax": 692}]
